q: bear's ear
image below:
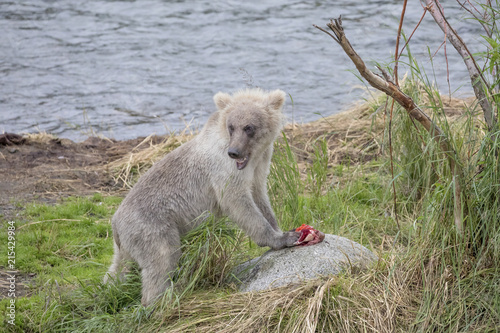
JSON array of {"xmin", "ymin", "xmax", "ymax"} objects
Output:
[
  {"xmin": 213, "ymin": 92, "xmax": 232, "ymax": 110},
  {"xmin": 267, "ymin": 89, "xmax": 286, "ymax": 111}
]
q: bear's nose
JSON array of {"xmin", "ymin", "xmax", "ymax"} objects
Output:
[{"xmin": 228, "ymin": 148, "xmax": 241, "ymax": 159}]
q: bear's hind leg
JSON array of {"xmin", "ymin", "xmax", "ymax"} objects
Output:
[
  {"xmin": 104, "ymin": 241, "xmax": 132, "ymax": 283},
  {"xmin": 138, "ymin": 236, "xmax": 181, "ymax": 306}
]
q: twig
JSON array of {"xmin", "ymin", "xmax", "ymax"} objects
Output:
[
  {"xmin": 432, "ymin": 40, "xmax": 446, "ymax": 58},
  {"xmin": 399, "ymin": 5, "xmax": 429, "ymax": 59},
  {"xmin": 314, "ymin": 17, "xmax": 464, "ymax": 234},
  {"xmin": 394, "ymin": 0, "xmax": 408, "ymax": 85},
  {"xmin": 441, "ymin": 6, "xmax": 452, "ymax": 100},
  {"xmin": 388, "ymin": 99, "xmax": 400, "ymax": 230},
  {"xmin": 457, "ymin": 0, "xmax": 492, "ymax": 37}
]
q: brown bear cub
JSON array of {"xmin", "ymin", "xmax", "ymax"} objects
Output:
[{"xmin": 104, "ymin": 88, "xmax": 300, "ymax": 306}]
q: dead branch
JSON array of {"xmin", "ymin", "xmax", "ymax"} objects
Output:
[
  {"xmin": 424, "ymin": 0, "xmax": 496, "ymax": 130},
  {"xmin": 313, "ymin": 17, "xmax": 464, "ymax": 234},
  {"xmin": 399, "ymin": 4, "xmax": 429, "ymax": 62}
]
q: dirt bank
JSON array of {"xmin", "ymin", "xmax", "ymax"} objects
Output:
[{"xmin": 0, "ymin": 134, "xmax": 168, "ymax": 220}]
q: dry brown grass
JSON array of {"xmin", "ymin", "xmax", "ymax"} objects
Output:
[
  {"xmin": 283, "ymin": 93, "xmax": 475, "ymax": 167},
  {"xmin": 284, "ymin": 101, "xmax": 385, "ymax": 169},
  {"xmin": 151, "ymin": 281, "xmax": 327, "ymax": 333},
  {"xmin": 145, "ymin": 247, "xmax": 429, "ymax": 333},
  {"xmin": 150, "ymin": 237, "xmax": 495, "ymax": 333},
  {"xmin": 108, "ymin": 130, "xmax": 195, "ymax": 188},
  {"xmin": 24, "ymin": 131, "xmax": 59, "ymax": 144}
]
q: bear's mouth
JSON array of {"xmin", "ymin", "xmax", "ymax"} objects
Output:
[{"xmin": 235, "ymin": 155, "xmax": 249, "ymax": 170}]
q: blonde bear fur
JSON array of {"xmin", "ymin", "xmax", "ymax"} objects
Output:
[{"xmin": 104, "ymin": 88, "xmax": 300, "ymax": 306}]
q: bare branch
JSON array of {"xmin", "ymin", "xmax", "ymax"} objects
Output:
[
  {"xmin": 318, "ymin": 19, "xmax": 437, "ymax": 134},
  {"xmin": 394, "ymin": 0, "xmax": 408, "ymax": 85},
  {"xmin": 424, "ymin": 0, "xmax": 496, "ymax": 130},
  {"xmin": 315, "ymin": 17, "xmax": 464, "ymax": 234},
  {"xmin": 457, "ymin": 0, "xmax": 492, "ymax": 37},
  {"xmin": 377, "ymin": 66, "xmax": 395, "ymax": 85},
  {"xmin": 312, "ymin": 24, "xmax": 339, "ymax": 43},
  {"xmin": 398, "ymin": 4, "xmax": 429, "ymax": 59}
]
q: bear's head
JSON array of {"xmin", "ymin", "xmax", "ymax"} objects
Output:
[{"xmin": 213, "ymin": 88, "xmax": 286, "ymax": 170}]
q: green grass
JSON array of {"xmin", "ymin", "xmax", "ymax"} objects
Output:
[
  {"xmin": 269, "ymin": 133, "xmax": 393, "ymax": 248},
  {"xmin": 10, "ymin": 194, "xmax": 121, "ymax": 280},
  {"xmin": 1, "ymin": 194, "xmax": 124, "ymax": 331}
]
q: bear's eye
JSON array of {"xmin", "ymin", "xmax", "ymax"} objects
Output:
[
  {"xmin": 228, "ymin": 125, "xmax": 234, "ymax": 136},
  {"xmin": 244, "ymin": 125, "xmax": 255, "ymax": 137}
]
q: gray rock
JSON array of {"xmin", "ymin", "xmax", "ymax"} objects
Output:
[{"xmin": 233, "ymin": 234, "xmax": 378, "ymax": 292}]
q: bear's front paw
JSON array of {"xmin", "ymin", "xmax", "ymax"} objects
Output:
[{"xmin": 282, "ymin": 231, "xmax": 301, "ymax": 247}]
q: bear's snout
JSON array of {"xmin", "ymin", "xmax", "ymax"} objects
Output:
[
  {"xmin": 228, "ymin": 147, "xmax": 242, "ymax": 159},
  {"xmin": 228, "ymin": 147, "xmax": 249, "ymax": 170}
]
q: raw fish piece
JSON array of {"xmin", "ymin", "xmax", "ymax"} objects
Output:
[{"xmin": 293, "ymin": 224, "xmax": 325, "ymax": 246}]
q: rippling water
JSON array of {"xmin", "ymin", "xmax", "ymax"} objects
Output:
[{"xmin": 0, "ymin": 0, "xmax": 483, "ymax": 140}]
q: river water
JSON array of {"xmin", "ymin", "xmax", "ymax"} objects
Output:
[{"xmin": 1, "ymin": 0, "xmax": 484, "ymax": 141}]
